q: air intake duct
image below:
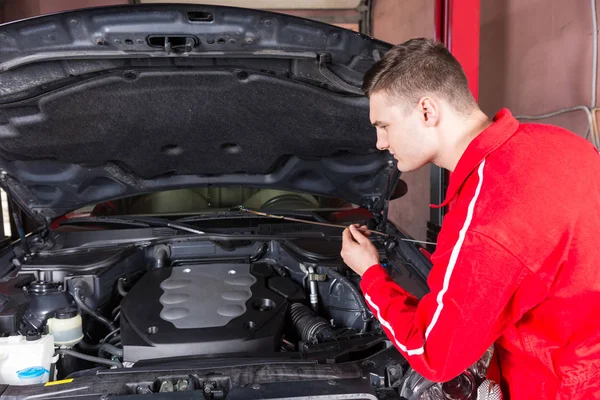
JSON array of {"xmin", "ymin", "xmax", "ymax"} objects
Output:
[{"xmin": 290, "ymin": 303, "xmax": 334, "ymax": 342}]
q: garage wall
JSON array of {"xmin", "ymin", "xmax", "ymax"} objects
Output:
[
  {"xmin": 371, "ymin": 0, "xmax": 435, "ymax": 241},
  {"xmin": 479, "ymin": 0, "xmax": 598, "ymax": 138},
  {"xmin": 378, "ymin": 0, "xmax": 600, "ymax": 240},
  {"xmin": 1, "ymin": 0, "xmax": 128, "ymax": 21}
]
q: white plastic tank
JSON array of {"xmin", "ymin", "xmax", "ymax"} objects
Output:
[
  {"xmin": 47, "ymin": 308, "xmax": 83, "ymax": 347},
  {"xmin": 0, "ymin": 333, "xmax": 55, "ymax": 385}
]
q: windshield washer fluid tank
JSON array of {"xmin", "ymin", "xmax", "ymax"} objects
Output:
[{"xmin": 0, "ymin": 334, "xmax": 55, "ymax": 385}]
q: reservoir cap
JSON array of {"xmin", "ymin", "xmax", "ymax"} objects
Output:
[
  {"xmin": 25, "ymin": 330, "xmax": 41, "ymax": 341},
  {"xmin": 55, "ymin": 308, "xmax": 78, "ymax": 320},
  {"xmin": 17, "ymin": 366, "xmax": 49, "ymax": 379}
]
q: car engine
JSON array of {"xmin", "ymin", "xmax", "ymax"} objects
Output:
[
  {"xmin": 120, "ymin": 262, "xmax": 290, "ymax": 362},
  {"xmin": 0, "ymin": 237, "xmax": 383, "ymax": 378}
]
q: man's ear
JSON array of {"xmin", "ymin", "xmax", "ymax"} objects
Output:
[{"xmin": 417, "ymin": 97, "xmax": 440, "ymax": 127}]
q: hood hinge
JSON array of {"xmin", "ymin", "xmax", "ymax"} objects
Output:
[{"xmin": 317, "ymin": 52, "xmax": 363, "ymax": 95}]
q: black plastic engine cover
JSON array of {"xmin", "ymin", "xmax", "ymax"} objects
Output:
[{"xmin": 121, "ymin": 262, "xmax": 287, "ymax": 362}]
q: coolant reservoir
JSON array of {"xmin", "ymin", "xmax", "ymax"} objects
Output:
[
  {"xmin": 0, "ymin": 333, "xmax": 54, "ymax": 385},
  {"xmin": 47, "ymin": 308, "xmax": 83, "ymax": 347}
]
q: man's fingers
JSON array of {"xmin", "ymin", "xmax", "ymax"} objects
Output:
[
  {"xmin": 359, "ymin": 225, "xmax": 371, "ymax": 236},
  {"xmin": 349, "ymin": 224, "xmax": 369, "ymax": 244},
  {"xmin": 342, "ymin": 227, "xmax": 356, "ymax": 245},
  {"xmin": 352, "ymin": 223, "xmax": 371, "ymax": 236}
]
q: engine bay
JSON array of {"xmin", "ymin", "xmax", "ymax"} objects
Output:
[
  {"xmin": 1, "ymin": 233, "xmax": 403, "ymax": 376},
  {"xmin": 0, "ymin": 226, "xmax": 494, "ymax": 399}
]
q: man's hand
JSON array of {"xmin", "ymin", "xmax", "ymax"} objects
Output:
[{"xmin": 341, "ymin": 224, "xmax": 380, "ymax": 276}]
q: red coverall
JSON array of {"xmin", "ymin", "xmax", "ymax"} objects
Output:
[{"xmin": 360, "ymin": 109, "xmax": 600, "ymax": 399}]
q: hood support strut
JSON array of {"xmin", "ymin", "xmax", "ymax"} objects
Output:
[{"xmin": 5, "ymin": 191, "xmax": 30, "ymax": 255}]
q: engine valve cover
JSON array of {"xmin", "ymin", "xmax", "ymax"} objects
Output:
[{"xmin": 121, "ymin": 263, "xmax": 287, "ymax": 362}]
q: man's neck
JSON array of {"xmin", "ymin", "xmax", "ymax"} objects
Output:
[{"xmin": 434, "ymin": 109, "xmax": 492, "ymax": 172}]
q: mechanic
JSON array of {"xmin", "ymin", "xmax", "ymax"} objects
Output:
[{"xmin": 340, "ymin": 38, "xmax": 600, "ymax": 399}]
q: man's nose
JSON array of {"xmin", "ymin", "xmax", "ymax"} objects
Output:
[{"xmin": 376, "ymin": 135, "xmax": 389, "ymax": 151}]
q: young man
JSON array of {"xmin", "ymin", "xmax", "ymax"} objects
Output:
[{"xmin": 341, "ymin": 38, "xmax": 600, "ymax": 399}]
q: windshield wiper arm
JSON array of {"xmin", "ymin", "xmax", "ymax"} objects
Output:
[{"xmin": 58, "ymin": 216, "xmax": 205, "ymax": 235}]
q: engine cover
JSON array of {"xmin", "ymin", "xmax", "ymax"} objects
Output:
[{"xmin": 121, "ymin": 263, "xmax": 288, "ymax": 362}]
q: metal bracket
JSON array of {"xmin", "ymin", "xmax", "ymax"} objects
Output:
[
  {"xmin": 358, "ymin": 0, "xmax": 373, "ymax": 36},
  {"xmin": 202, "ymin": 381, "xmax": 225, "ymax": 398},
  {"xmin": 317, "ymin": 53, "xmax": 364, "ymax": 95},
  {"xmin": 309, "ymin": 273, "xmax": 327, "ymax": 282}
]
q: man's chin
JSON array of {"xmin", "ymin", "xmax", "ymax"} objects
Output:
[
  {"xmin": 396, "ymin": 163, "xmax": 417, "ymax": 173},
  {"xmin": 396, "ymin": 161, "xmax": 427, "ymax": 173}
]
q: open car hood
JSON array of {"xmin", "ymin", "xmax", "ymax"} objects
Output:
[{"xmin": 0, "ymin": 5, "xmax": 398, "ymax": 224}]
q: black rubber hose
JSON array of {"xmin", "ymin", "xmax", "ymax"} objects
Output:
[
  {"xmin": 108, "ymin": 336, "xmax": 122, "ymax": 345},
  {"xmin": 327, "ymin": 269, "xmax": 372, "ymax": 333},
  {"xmin": 100, "ymin": 328, "xmax": 120, "ymax": 344},
  {"xmin": 154, "ymin": 245, "xmax": 170, "ymax": 269},
  {"xmin": 74, "ymin": 287, "xmax": 116, "ymax": 332},
  {"xmin": 290, "ymin": 303, "xmax": 334, "ymax": 342},
  {"xmin": 117, "ymin": 278, "xmax": 128, "ymax": 297},
  {"xmin": 249, "ymin": 242, "xmax": 269, "ymax": 263},
  {"xmin": 56, "ymin": 349, "xmax": 122, "ymax": 368},
  {"xmin": 76, "ymin": 329, "xmax": 120, "ymax": 351},
  {"xmin": 99, "ymin": 343, "xmax": 124, "ymax": 359},
  {"xmin": 112, "ymin": 305, "xmax": 122, "ymax": 317}
]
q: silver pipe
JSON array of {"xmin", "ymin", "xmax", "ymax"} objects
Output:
[{"xmin": 308, "ymin": 266, "xmax": 319, "ymax": 311}]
